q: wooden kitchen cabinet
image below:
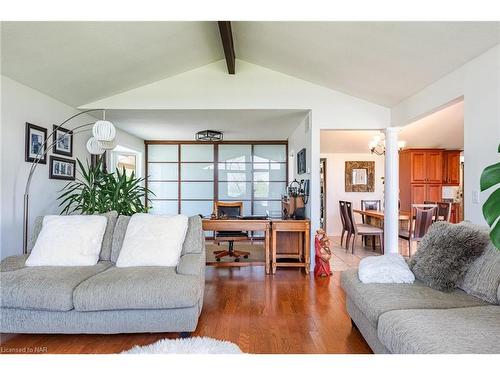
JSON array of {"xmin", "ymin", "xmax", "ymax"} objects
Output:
[
  {"xmin": 400, "ymin": 149, "xmax": 444, "ymax": 211},
  {"xmin": 443, "ymin": 150, "xmax": 461, "ymax": 186},
  {"xmin": 410, "ymin": 150, "xmax": 442, "ymax": 183},
  {"xmin": 426, "ymin": 184, "xmax": 443, "ymax": 202}
]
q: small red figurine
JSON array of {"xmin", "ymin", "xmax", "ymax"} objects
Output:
[{"xmin": 314, "ymin": 229, "xmax": 333, "ymax": 277}]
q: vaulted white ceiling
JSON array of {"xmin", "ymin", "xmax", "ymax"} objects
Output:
[
  {"xmin": 1, "ymin": 21, "xmax": 223, "ymax": 107},
  {"xmin": 233, "ymin": 22, "xmax": 500, "ymax": 106},
  {"xmin": 320, "ymin": 100, "xmax": 464, "ymax": 153},
  {"xmin": 104, "ymin": 109, "xmax": 309, "ymax": 140},
  {"xmin": 2, "ymin": 21, "xmax": 500, "ymax": 108}
]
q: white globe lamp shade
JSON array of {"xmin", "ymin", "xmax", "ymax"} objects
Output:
[
  {"xmin": 97, "ymin": 139, "xmax": 116, "ymax": 150},
  {"xmin": 86, "ymin": 137, "xmax": 105, "ymax": 155},
  {"xmin": 93, "ymin": 120, "xmax": 116, "ymax": 142}
]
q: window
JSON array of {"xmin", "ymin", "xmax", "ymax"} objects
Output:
[
  {"xmin": 146, "ymin": 142, "xmax": 287, "ymax": 221},
  {"xmin": 109, "ymin": 146, "xmax": 142, "ymax": 177}
]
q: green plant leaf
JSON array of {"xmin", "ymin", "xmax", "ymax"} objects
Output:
[
  {"xmin": 482, "ymin": 188, "xmax": 500, "ymax": 226},
  {"xmin": 490, "ymin": 219, "xmax": 500, "ymax": 249},
  {"xmin": 480, "ymin": 161, "xmax": 500, "ymax": 192}
]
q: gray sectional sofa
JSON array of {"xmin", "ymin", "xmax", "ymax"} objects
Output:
[
  {"xmin": 0, "ymin": 213, "xmax": 206, "ymax": 334},
  {"xmin": 341, "ymin": 224, "xmax": 500, "ymax": 354}
]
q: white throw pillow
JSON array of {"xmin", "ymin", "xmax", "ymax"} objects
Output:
[
  {"xmin": 358, "ymin": 254, "xmax": 415, "ymax": 284},
  {"xmin": 26, "ymin": 215, "xmax": 107, "ymax": 266},
  {"xmin": 115, "ymin": 213, "xmax": 188, "ymax": 267}
]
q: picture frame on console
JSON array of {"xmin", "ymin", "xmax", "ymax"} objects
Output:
[
  {"xmin": 49, "ymin": 156, "xmax": 76, "ymax": 181},
  {"xmin": 25, "ymin": 122, "xmax": 47, "ymax": 164},
  {"xmin": 52, "ymin": 124, "xmax": 73, "ymax": 157}
]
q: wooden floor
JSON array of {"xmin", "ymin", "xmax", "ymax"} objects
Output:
[{"xmin": 0, "ymin": 265, "xmax": 372, "ymax": 354}]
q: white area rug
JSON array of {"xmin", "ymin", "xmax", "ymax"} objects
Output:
[{"xmin": 122, "ymin": 337, "xmax": 243, "ymax": 354}]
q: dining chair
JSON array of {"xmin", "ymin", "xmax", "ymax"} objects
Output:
[
  {"xmin": 436, "ymin": 202, "xmax": 452, "ymax": 222},
  {"xmin": 399, "ymin": 204, "xmax": 437, "ymax": 256},
  {"xmin": 344, "ymin": 201, "xmax": 384, "ymax": 254},
  {"xmin": 213, "ymin": 201, "xmax": 250, "ymax": 262},
  {"xmin": 360, "ymin": 200, "xmax": 381, "ymax": 246},
  {"xmin": 339, "ymin": 201, "xmax": 349, "ymax": 248},
  {"xmin": 360, "ymin": 200, "xmax": 381, "ymax": 222}
]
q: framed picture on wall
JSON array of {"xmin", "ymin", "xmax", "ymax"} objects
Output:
[
  {"xmin": 25, "ymin": 122, "xmax": 47, "ymax": 164},
  {"xmin": 52, "ymin": 125, "xmax": 73, "ymax": 157},
  {"xmin": 49, "ymin": 156, "xmax": 76, "ymax": 180},
  {"xmin": 345, "ymin": 161, "xmax": 375, "ymax": 192},
  {"xmin": 297, "ymin": 148, "xmax": 306, "ymax": 174}
]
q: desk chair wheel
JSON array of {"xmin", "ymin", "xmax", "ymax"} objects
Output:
[
  {"xmin": 243, "ymin": 255, "xmax": 249, "ymax": 259},
  {"xmin": 235, "ymin": 258, "xmax": 240, "ymax": 262},
  {"xmin": 216, "ymin": 258, "xmax": 221, "ymax": 262}
]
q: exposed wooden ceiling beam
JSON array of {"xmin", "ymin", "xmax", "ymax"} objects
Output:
[{"xmin": 218, "ymin": 21, "xmax": 235, "ymax": 74}]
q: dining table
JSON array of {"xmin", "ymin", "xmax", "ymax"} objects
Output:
[
  {"xmin": 353, "ymin": 209, "xmax": 411, "ymax": 222},
  {"xmin": 353, "ymin": 209, "xmax": 411, "ymax": 247}
]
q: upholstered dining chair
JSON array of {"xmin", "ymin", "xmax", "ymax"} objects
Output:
[
  {"xmin": 436, "ymin": 202, "xmax": 452, "ymax": 222},
  {"xmin": 339, "ymin": 201, "xmax": 349, "ymax": 248},
  {"xmin": 344, "ymin": 201, "xmax": 384, "ymax": 254},
  {"xmin": 360, "ymin": 200, "xmax": 381, "ymax": 246},
  {"xmin": 213, "ymin": 201, "xmax": 250, "ymax": 262},
  {"xmin": 399, "ymin": 204, "xmax": 437, "ymax": 256}
]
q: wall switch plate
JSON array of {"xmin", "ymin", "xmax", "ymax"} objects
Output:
[{"xmin": 472, "ymin": 190, "xmax": 480, "ymax": 204}]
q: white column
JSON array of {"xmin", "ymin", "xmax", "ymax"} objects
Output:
[{"xmin": 383, "ymin": 127, "xmax": 400, "ymax": 254}]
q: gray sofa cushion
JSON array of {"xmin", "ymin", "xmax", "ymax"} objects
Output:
[
  {"xmin": 459, "ymin": 241, "xmax": 500, "ymax": 304},
  {"xmin": 182, "ymin": 216, "xmax": 204, "ymax": 255},
  {"xmin": 110, "ymin": 215, "xmax": 203, "ymax": 262},
  {"xmin": 110, "ymin": 215, "xmax": 131, "ymax": 263},
  {"xmin": 73, "ymin": 266, "xmax": 201, "ymax": 311},
  {"xmin": 0, "ymin": 259, "xmax": 112, "ymax": 311},
  {"xmin": 378, "ymin": 305, "xmax": 500, "ymax": 354},
  {"xmin": 0, "ymin": 255, "xmax": 29, "ymax": 272},
  {"xmin": 341, "ymin": 269, "xmax": 487, "ymax": 327},
  {"xmin": 98, "ymin": 211, "xmax": 118, "ymax": 261},
  {"xmin": 409, "ymin": 221, "xmax": 489, "ymax": 292},
  {"xmin": 28, "ymin": 211, "xmax": 118, "ymax": 261}
]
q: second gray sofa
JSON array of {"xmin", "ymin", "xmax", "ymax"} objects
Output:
[
  {"xmin": 341, "ymin": 223, "xmax": 500, "ymax": 354},
  {"xmin": 0, "ymin": 214, "xmax": 206, "ymax": 334}
]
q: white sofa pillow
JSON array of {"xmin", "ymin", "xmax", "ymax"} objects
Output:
[
  {"xmin": 26, "ymin": 215, "xmax": 107, "ymax": 266},
  {"xmin": 116, "ymin": 213, "xmax": 188, "ymax": 267},
  {"xmin": 358, "ymin": 254, "xmax": 415, "ymax": 284}
]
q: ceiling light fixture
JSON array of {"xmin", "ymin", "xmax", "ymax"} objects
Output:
[
  {"xmin": 369, "ymin": 135, "xmax": 406, "ymax": 155},
  {"xmin": 195, "ymin": 130, "xmax": 223, "ymax": 141}
]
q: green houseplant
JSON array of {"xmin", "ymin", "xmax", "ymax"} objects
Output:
[
  {"xmin": 58, "ymin": 158, "xmax": 153, "ymax": 215},
  {"xmin": 480, "ymin": 143, "xmax": 500, "ymax": 249}
]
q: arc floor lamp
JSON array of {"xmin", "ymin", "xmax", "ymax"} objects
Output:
[{"xmin": 23, "ymin": 109, "xmax": 117, "ymax": 254}]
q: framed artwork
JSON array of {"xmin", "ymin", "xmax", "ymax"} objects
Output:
[
  {"xmin": 25, "ymin": 123, "xmax": 47, "ymax": 164},
  {"xmin": 297, "ymin": 148, "xmax": 306, "ymax": 175},
  {"xmin": 345, "ymin": 161, "xmax": 375, "ymax": 192},
  {"xmin": 49, "ymin": 156, "xmax": 76, "ymax": 180},
  {"xmin": 52, "ymin": 125, "xmax": 73, "ymax": 157}
]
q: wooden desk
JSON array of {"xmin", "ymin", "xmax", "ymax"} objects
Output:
[
  {"xmin": 202, "ymin": 219, "xmax": 271, "ymax": 274},
  {"xmin": 271, "ymin": 219, "xmax": 310, "ymax": 275}
]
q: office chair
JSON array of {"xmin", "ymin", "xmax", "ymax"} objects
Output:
[{"xmin": 213, "ymin": 201, "xmax": 250, "ymax": 262}]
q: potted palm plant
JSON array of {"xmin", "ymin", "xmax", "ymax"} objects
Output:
[{"xmin": 58, "ymin": 158, "xmax": 153, "ymax": 215}]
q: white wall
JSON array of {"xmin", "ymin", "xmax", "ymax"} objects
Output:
[
  {"xmin": 287, "ymin": 113, "xmax": 312, "ymax": 217},
  {"xmin": 391, "ymin": 44, "xmax": 500, "ymax": 225},
  {"xmin": 0, "ymin": 76, "xmax": 144, "ymax": 259},
  {"xmin": 320, "ymin": 153, "xmax": 385, "ymax": 236}
]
